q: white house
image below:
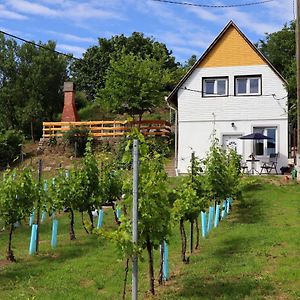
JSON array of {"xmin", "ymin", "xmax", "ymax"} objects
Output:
[{"xmin": 167, "ymin": 21, "xmax": 288, "ymax": 174}]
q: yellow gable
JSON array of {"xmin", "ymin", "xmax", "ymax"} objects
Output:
[{"xmin": 198, "ymin": 25, "xmax": 266, "ymax": 68}]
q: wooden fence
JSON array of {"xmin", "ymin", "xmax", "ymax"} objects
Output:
[{"xmin": 42, "ymin": 120, "xmax": 171, "ymax": 138}]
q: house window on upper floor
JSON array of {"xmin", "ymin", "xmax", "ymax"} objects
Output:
[
  {"xmin": 202, "ymin": 77, "xmax": 228, "ymax": 97},
  {"xmin": 235, "ymin": 75, "xmax": 261, "ymax": 96},
  {"xmin": 253, "ymin": 127, "xmax": 277, "ymax": 156}
]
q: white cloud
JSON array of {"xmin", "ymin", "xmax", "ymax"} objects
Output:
[
  {"xmin": 187, "ymin": 6, "xmax": 219, "ymax": 22},
  {"xmin": 0, "ymin": 4, "xmax": 27, "ymax": 20},
  {"xmin": 172, "ymin": 46, "xmax": 199, "ymax": 55},
  {"xmin": 62, "ymin": 2, "xmax": 125, "ymax": 21},
  {"xmin": 57, "ymin": 43, "xmax": 86, "ymax": 58},
  {"xmin": 6, "ymin": 0, "xmax": 125, "ymax": 21},
  {"xmin": 46, "ymin": 31, "xmax": 96, "ymax": 43},
  {"xmin": 7, "ymin": 0, "xmax": 59, "ymax": 17},
  {"xmin": 222, "ymin": 7, "xmax": 280, "ymax": 35}
]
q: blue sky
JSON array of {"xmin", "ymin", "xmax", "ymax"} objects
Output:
[{"xmin": 0, "ymin": 0, "xmax": 295, "ymax": 63}]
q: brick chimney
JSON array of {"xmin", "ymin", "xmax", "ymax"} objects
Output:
[{"xmin": 61, "ymin": 82, "xmax": 80, "ymax": 122}]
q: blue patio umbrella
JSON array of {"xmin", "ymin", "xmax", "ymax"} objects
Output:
[{"xmin": 239, "ymin": 132, "xmax": 271, "ymax": 140}]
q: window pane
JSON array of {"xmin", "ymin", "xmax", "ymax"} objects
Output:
[
  {"xmin": 266, "ymin": 128, "xmax": 276, "ymax": 155},
  {"xmin": 204, "ymin": 80, "xmax": 215, "ymax": 95},
  {"xmin": 253, "ymin": 128, "xmax": 264, "ymax": 155},
  {"xmin": 217, "ymin": 80, "xmax": 226, "ymax": 95},
  {"xmin": 255, "ymin": 141, "xmax": 264, "ymax": 156},
  {"xmin": 250, "ymin": 78, "xmax": 259, "ymax": 93},
  {"xmin": 237, "ymin": 78, "xmax": 247, "ymax": 94}
]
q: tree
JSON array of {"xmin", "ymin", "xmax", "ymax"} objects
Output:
[
  {"xmin": 99, "ymin": 161, "xmax": 123, "ymax": 225},
  {"xmin": 257, "ymin": 21, "xmax": 295, "ymax": 124},
  {"xmin": 0, "ymin": 34, "xmax": 19, "ymax": 130},
  {"xmin": 98, "ymin": 53, "xmax": 169, "ymax": 120},
  {"xmin": 102, "ymin": 130, "xmax": 171, "ymax": 296},
  {"xmin": 51, "ymin": 169, "xmax": 79, "ymax": 240},
  {"xmin": 0, "ymin": 169, "xmax": 36, "ymax": 262},
  {"xmin": 226, "ymin": 148, "xmax": 242, "ymax": 200},
  {"xmin": 204, "ymin": 137, "xmax": 231, "ymax": 204},
  {"xmin": 172, "ymin": 154, "xmax": 206, "ymax": 263},
  {"xmin": 72, "ymin": 32, "xmax": 178, "ymax": 100},
  {"xmin": 0, "ymin": 33, "xmax": 68, "ymax": 136},
  {"xmin": 16, "ymin": 41, "xmax": 69, "ymax": 137},
  {"xmin": 184, "ymin": 54, "xmax": 198, "ymax": 69},
  {"xmin": 51, "ymin": 141, "xmax": 101, "ymax": 238},
  {"xmin": 76, "ymin": 140, "xmax": 101, "ymax": 232}
]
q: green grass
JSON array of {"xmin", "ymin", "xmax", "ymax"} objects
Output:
[
  {"xmin": 0, "ymin": 178, "xmax": 300, "ymax": 299},
  {"xmin": 159, "ymin": 179, "xmax": 300, "ymax": 300}
]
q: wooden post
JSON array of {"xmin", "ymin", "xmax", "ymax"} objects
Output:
[
  {"xmin": 296, "ymin": 0, "xmax": 300, "ymax": 179},
  {"xmin": 35, "ymin": 159, "xmax": 42, "ymax": 253}
]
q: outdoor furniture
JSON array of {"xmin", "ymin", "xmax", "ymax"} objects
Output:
[
  {"xmin": 260, "ymin": 153, "xmax": 278, "ymax": 175},
  {"xmin": 241, "ymin": 161, "xmax": 249, "ymax": 174},
  {"xmin": 246, "ymin": 159, "xmax": 260, "ymax": 175}
]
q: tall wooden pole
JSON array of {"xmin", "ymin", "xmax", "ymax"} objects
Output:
[
  {"xmin": 132, "ymin": 140, "xmax": 139, "ymax": 300},
  {"xmin": 296, "ymin": 0, "xmax": 300, "ymax": 179}
]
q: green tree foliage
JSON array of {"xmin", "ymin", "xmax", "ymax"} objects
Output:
[
  {"xmin": 226, "ymin": 148, "xmax": 242, "ymax": 200},
  {"xmin": 0, "ymin": 169, "xmax": 36, "ymax": 261},
  {"xmin": 204, "ymin": 137, "xmax": 231, "ymax": 203},
  {"xmin": 51, "ymin": 169, "xmax": 80, "ymax": 240},
  {"xmin": 0, "ymin": 33, "xmax": 68, "ymax": 136},
  {"xmin": 72, "ymin": 32, "xmax": 178, "ymax": 100},
  {"xmin": 257, "ymin": 21, "xmax": 295, "ymax": 124},
  {"xmin": 0, "ymin": 35, "xmax": 19, "ymax": 130},
  {"xmin": 102, "ymin": 130, "xmax": 171, "ymax": 295},
  {"xmin": 0, "ymin": 130, "xmax": 24, "ymax": 167},
  {"xmin": 51, "ymin": 141, "xmax": 101, "ymax": 237},
  {"xmin": 172, "ymin": 154, "xmax": 206, "ymax": 263},
  {"xmin": 98, "ymin": 53, "xmax": 170, "ymax": 120},
  {"xmin": 63, "ymin": 127, "xmax": 89, "ymax": 157}
]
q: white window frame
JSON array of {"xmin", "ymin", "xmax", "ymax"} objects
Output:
[
  {"xmin": 253, "ymin": 127, "xmax": 277, "ymax": 157},
  {"xmin": 203, "ymin": 77, "xmax": 228, "ymax": 97},
  {"xmin": 235, "ymin": 76, "xmax": 261, "ymax": 96}
]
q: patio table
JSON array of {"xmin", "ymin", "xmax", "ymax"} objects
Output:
[{"xmin": 246, "ymin": 159, "xmax": 260, "ymax": 175}]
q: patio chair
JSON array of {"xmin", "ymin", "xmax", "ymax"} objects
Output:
[
  {"xmin": 241, "ymin": 161, "xmax": 249, "ymax": 174},
  {"xmin": 260, "ymin": 153, "xmax": 278, "ymax": 175}
]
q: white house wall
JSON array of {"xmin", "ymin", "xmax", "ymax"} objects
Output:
[{"xmin": 177, "ymin": 65, "xmax": 288, "ymax": 173}]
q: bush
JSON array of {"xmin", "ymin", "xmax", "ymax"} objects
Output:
[
  {"xmin": 0, "ymin": 130, "xmax": 24, "ymax": 166},
  {"xmin": 63, "ymin": 127, "xmax": 90, "ymax": 157}
]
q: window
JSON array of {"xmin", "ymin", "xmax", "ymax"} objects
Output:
[
  {"xmin": 253, "ymin": 127, "xmax": 277, "ymax": 156},
  {"xmin": 203, "ymin": 77, "xmax": 228, "ymax": 97},
  {"xmin": 235, "ymin": 76, "xmax": 261, "ymax": 95}
]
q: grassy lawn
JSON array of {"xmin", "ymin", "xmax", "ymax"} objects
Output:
[{"xmin": 0, "ymin": 177, "xmax": 300, "ymax": 299}]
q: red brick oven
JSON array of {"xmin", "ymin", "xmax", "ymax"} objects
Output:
[{"xmin": 61, "ymin": 82, "xmax": 80, "ymax": 122}]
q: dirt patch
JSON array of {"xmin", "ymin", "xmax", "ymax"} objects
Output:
[
  {"xmin": 80, "ymin": 279, "xmax": 95, "ymax": 288},
  {"xmin": 260, "ymin": 176, "xmax": 296, "ymax": 186},
  {"xmin": 0, "ymin": 259, "xmax": 12, "ymax": 269}
]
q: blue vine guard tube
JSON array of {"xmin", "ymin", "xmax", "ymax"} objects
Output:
[
  {"xmin": 163, "ymin": 241, "xmax": 169, "ymax": 281},
  {"xmin": 51, "ymin": 219, "xmax": 58, "ymax": 248},
  {"xmin": 116, "ymin": 208, "xmax": 121, "ymax": 220},
  {"xmin": 41, "ymin": 211, "xmax": 47, "ymax": 223},
  {"xmin": 97, "ymin": 209, "xmax": 104, "ymax": 228},
  {"xmin": 207, "ymin": 206, "xmax": 214, "ymax": 233},
  {"xmin": 226, "ymin": 198, "xmax": 231, "ymax": 214},
  {"xmin": 201, "ymin": 211, "xmax": 207, "ymax": 238},
  {"xmin": 221, "ymin": 201, "xmax": 226, "ymax": 220},
  {"xmin": 214, "ymin": 204, "xmax": 220, "ymax": 228},
  {"xmin": 29, "ymin": 224, "xmax": 37, "ymax": 255},
  {"xmin": 29, "ymin": 211, "xmax": 35, "ymax": 226}
]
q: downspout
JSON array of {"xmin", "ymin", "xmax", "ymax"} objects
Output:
[{"xmin": 165, "ymin": 97, "xmax": 179, "ymax": 176}]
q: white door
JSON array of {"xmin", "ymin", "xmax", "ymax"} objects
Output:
[{"xmin": 222, "ymin": 135, "xmax": 243, "ymax": 156}]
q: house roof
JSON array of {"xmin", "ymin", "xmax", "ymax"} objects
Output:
[{"xmin": 167, "ymin": 20, "xmax": 287, "ymax": 108}]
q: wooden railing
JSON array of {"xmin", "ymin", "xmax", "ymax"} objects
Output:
[{"xmin": 42, "ymin": 120, "xmax": 171, "ymax": 138}]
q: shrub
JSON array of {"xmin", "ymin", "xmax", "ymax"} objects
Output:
[
  {"xmin": 0, "ymin": 130, "xmax": 24, "ymax": 166},
  {"xmin": 63, "ymin": 127, "xmax": 90, "ymax": 157}
]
